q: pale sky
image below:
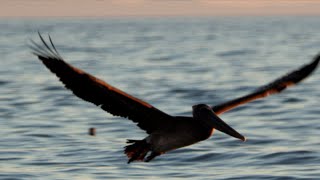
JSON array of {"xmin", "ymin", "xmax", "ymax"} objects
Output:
[{"xmin": 1, "ymin": 0, "xmax": 320, "ymax": 17}]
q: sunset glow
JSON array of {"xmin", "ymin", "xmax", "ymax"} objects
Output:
[{"xmin": 1, "ymin": 0, "xmax": 320, "ymax": 17}]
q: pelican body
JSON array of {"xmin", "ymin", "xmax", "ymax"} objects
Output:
[
  {"xmin": 30, "ymin": 33, "xmax": 319, "ymax": 163},
  {"xmin": 129, "ymin": 104, "xmax": 245, "ymax": 163}
]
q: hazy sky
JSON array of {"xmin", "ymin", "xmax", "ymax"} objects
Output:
[{"xmin": 1, "ymin": 0, "xmax": 320, "ymax": 17}]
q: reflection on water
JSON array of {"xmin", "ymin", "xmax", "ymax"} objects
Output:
[{"xmin": 1, "ymin": 17, "xmax": 320, "ymax": 179}]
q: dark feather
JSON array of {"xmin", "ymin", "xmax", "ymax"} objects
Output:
[
  {"xmin": 30, "ymin": 33, "xmax": 174, "ymax": 134},
  {"xmin": 212, "ymin": 55, "xmax": 320, "ymax": 114}
]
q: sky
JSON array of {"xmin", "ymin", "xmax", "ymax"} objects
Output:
[{"xmin": 1, "ymin": 0, "xmax": 320, "ymax": 17}]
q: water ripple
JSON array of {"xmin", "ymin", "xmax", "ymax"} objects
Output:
[
  {"xmin": 1, "ymin": 17, "xmax": 320, "ymax": 180},
  {"xmin": 257, "ymin": 150, "xmax": 319, "ymax": 165},
  {"xmin": 216, "ymin": 49, "xmax": 256, "ymax": 57}
]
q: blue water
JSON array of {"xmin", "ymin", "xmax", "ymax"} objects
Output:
[{"xmin": 1, "ymin": 17, "xmax": 320, "ymax": 179}]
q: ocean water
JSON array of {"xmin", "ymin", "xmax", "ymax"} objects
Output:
[{"xmin": 1, "ymin": 17, "xmax": 320, "ymax": 180}]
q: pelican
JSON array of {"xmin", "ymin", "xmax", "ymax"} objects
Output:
[{"xmin": 29, "ymin": 33, "xmax": 319, "ymax": 163}]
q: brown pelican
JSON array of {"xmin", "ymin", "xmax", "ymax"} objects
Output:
[{"xmin": 29, "ymin": 33, "xmax": 319, "ymax": 163}]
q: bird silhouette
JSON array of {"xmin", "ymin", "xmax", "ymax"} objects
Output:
[{"xmin": 29, "ymin": 33, "xmax": 319, "ymax": 163}]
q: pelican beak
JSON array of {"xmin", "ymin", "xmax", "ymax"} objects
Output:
[{"xmin": 209, "ymin": 113, "xmax": 246, "ymax": 142}]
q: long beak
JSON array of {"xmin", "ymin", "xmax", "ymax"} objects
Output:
[{"xmin": 209, "ymin": 112, "xmax": 246, "ymax": 142}]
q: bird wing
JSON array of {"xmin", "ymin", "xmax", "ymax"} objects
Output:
[
  {"xmin": 212, "ymin": 55, "xmax": 320, "ymax": 115},
  {"xmin": 29, "ymin": 33, "xmax": 174, "ymax": 134}
]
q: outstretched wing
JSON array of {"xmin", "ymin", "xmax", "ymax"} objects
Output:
[
  {"xmin": 212, "ymin": 55, "xmax": 320, "ymax": 115},
  {"xmin": 29, "ymin": 33, "xmax": 174, "ymax": 134}
]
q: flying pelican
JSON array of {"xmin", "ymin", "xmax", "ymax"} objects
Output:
[{"xmin": 29, "ymin": 33, "xmax": 319, "ymax": 163}]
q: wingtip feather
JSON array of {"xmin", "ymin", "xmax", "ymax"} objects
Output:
[
  {"xmin": 29, "ymin": 32, "xmax": 63, "ymax": 61},
  {"xmin": 312, "ymin": 53, "xmax": 320, "ymax": 66}
]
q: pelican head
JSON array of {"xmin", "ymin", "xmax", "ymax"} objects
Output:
[{"xmin": 192, "ymin": 104, "xmax": 246, "ymax": 141}]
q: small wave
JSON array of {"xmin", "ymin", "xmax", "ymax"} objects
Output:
[
  {"xmin": 148, "ymin": 56, "xmax": 175, "ymax": 61},
  {"xmin": 282, "ymin": 97, "xmax": 304, "ymax": 103},
  {"xmin": 225, "ymin": 175, "xmax": 298, "ymax": 180},
  {"xmin": 245, "ymin": 138, "xmax": 280, "ymax": 145},
  {"xmin": 134, "ymin": 35, "xmax": 164, "ymax": 42},
  {"xmin": 23, "ymin": 161, "xmax": 64, "ymax": 166},
  {"xmin": 42, "ymin": 85, "xmax": 64, "ymax": 91},
  {"xmin": 169, "ymin": 88, "xmax": 219, "ymax": 99},
  {"xmin": 55, "ymin": 45, "xmax": 113, "ymax": 54},
  {"xmin": 9, "ymin": 100, "xmax": 38, "ymax": 107},
  {"xmin": 0, "ymin": 174, "xmax": 36, "ymax": 180},
  {"xmin": 184, "ymin": 152, "xmax": 223, "ymax": 162},
  {"xmin": 148, "ymin": 53, "xmax": 184, "ymax": 62},
  {"xmin": 0, "ymin": 157, "xmax": 22, "ymax": 161},
  {"xmin": 216, "ymin": 49, "xmax": 256, "ymax": 57},
  {"xmin": 14, "ymin": 124, "xmax": 61, "ymax": 129},
  {"xmin": 261, "ymin": 150, "xmax": 314, "ymax": 159},
  {"xmin": 0, "ymin": 80, "xmax": 11, "ymax": 85},
  {"xmin": 257, "ymin": 150, "xmax": 318, "ymax": 165},
  {"xmin": 25, "ymin": 133, "xmax": 55, "ymax": 138}
]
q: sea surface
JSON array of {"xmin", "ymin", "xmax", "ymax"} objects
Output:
[{"xmin": 1, "ymin": 17, "xmax": 320, "ymax": 180}]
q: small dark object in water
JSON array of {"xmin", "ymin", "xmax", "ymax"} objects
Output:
[
  {"xmin": 30, "ymin": 33, "xmax": 320, "ymax": 163},
  {"xmin": 89, "ymin": 128, "xmax": 96, "ymax": 136}
]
